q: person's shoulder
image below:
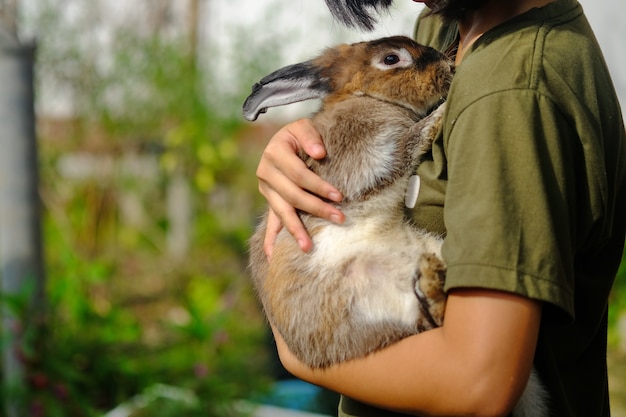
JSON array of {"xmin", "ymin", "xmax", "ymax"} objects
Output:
[
  {"xmin": 449, "ymin": 1, "xmax": 596, "ymax": 110},
  {"xmin": 414, "ymin": 9, "xmax": 458, "ymax": 52}
]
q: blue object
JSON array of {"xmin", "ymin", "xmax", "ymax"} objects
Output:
[{"xmin": 260, "ymin": 379, "xmax": 323, "ymax": 411}]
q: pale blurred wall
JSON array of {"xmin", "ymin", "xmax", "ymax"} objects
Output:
[{"xmin": 579, "ymin": 0, "xmax": 626, "ymax": 110}]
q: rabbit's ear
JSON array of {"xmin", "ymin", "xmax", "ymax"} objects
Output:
[{"xmin": 242, "ymin": 61, "xmax": 329, "ymax": 121}]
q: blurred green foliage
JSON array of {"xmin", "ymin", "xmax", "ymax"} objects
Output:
[
  {"xmin": 4, "ymin": 0, "xmax": 294, "ymax": 415},
  {"xmin": 609, "ymin": 248, "xmax": 626, "ymax": 347}
]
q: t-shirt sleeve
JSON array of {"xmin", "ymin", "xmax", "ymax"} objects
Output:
[{"xmin": 441, "ymin": 90, "xmax": 576, "ymax": 318}]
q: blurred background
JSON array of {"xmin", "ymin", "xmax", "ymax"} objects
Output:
[{"xmin": 0, "ymin": 0, "xmax": 624, "ymax": 416}]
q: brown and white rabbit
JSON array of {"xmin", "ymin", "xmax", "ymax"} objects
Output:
[{"xmin": 243, "ymin": 36, "xmax": 548, "ymax": 417}]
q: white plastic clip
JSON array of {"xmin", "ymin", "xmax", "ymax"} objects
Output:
[{"xmin": 405, "ymin": 175, "xmax": 421, "ymax": 209}]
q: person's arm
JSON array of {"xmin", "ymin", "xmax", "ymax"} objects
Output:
[
  {"xmin": 256, "ymin": 118, "xmax": 345, "ymax": 256},
  {"xmin": 273, "ymin": 288, "xmax": 542, "ymax": 417}
]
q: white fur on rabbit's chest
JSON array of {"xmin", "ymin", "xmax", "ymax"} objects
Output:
[
  {"xmin": 306, "ymin": 214, "xmax": 442, "ymax": 325},
  {"xmin": 310, "ymin": 217, "xmax": 421, "ymax": 262}
]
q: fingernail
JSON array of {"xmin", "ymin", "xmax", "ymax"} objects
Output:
[
  {"xmin": 298, "ymin": 239, "xmax": 311, "ymax": 252},
  {"xmin": 330, "ymin": 213, "xmax": 343, "ymax": 224},
  {"xmin": 328, "ymin": 191, "xmax": 342, "ymax": 202},
  {"xmin": 311, "ymin": 144, "xmax": 325, "ymax": 157}
]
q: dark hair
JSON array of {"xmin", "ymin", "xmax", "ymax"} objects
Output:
[
  {"xmin": 322, "ymin": 0, "xmax": 489, "ymax": 30},
  {"xmin": 323, "ymin": 0, "xmax": 394, "ymax": 31}
]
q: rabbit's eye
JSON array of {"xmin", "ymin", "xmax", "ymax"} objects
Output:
[
  {"xmin": 383, "ymin": 54, "xmax": 400, "ymax": 65},
  {"xmin": 372, "ymin": 48, "xmax": 412, "ymax": 71}
]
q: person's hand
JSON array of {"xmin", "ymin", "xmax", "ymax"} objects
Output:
[{"xmin": 257, "ymin": 118, "xmax": 345, "ymax": 258}]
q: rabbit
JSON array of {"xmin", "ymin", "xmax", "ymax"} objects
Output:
[
  {"xmin": 244, "ymin": 35, "xmax": 451, "ymax": 366},
  {"xmin": 243, "ymin": 36, "xmax": 548, "ymax": 417}
]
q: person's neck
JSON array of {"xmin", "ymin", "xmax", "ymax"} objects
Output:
[{"xmin": 455, "ymin": 0, "xmax": 556, "ymax": 64}]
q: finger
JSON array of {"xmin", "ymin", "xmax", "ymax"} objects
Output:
[
  {"xmin": 287, "ymin": 118, "xmax": 327, "ymax": 160},
  {"xmin": 262, "ymin": 187, "xmax": 315, "ymax": 253},
  {"xmin": 267, "ymin": 120, "xmax": 343, "ymax": 203},
  {"xmin": 259, "ymin": 142, "xmax": 343, "ymax": 207},
  {"xmin": 259, "ymin": 165, "xmax": 345, "ymax": 223},
  {"xmin": 263, "ymin": 209, "xmax": 283, "ymax": 260}
]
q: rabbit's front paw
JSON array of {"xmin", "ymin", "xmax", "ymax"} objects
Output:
[{"xmin": 415, "ymin": 253, "xmax": 447, "ymax": 329}]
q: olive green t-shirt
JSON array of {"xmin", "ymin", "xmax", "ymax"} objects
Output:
[{"xmin": 339, "ymin": 0, "xmax": 626, "ymax": 416}]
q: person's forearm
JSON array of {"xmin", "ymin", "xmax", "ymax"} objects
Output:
[
  {"xmin": 279, "ymin": 327, "xmax": 495, "ymax": 416},
  {"xmin": 275, "ymin": 289, "xmax": 541, "ymax": 416}
]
